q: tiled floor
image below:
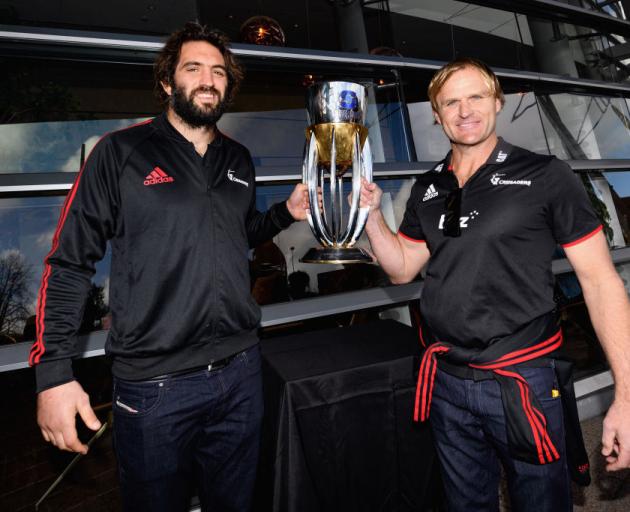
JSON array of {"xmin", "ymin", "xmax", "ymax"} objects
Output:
[{"xmin": 2, "ymin": 363, "xmax": 629, "ymax": 511}]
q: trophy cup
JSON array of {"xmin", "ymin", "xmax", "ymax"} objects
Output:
[{"xmin": 301, "ymin": 81, "xmax": 373, "ymax": 264}]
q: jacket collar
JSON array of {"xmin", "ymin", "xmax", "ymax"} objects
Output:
[{"xmin": 153, "ymin": 112, "xmax": 224, "ymax": 148}]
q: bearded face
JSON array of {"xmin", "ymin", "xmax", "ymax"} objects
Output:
[
  {"xmin": 170, "ymin": 83, "xmax": 228, "ymax": 128},
  {"xmin": 164, "ymin": 41, "xmax": 231, "ymax": 129}
]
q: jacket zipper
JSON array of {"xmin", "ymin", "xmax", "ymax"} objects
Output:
[{"xmin": 205, "ymin": 155, "xmax": 219, "ymax": 339}]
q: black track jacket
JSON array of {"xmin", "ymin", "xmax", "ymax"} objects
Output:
[{"xmin": 30, "ymin": 114, "xmax": 295, "ymax": 392}]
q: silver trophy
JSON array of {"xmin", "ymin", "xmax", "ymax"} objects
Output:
[{"xmin": 301, "ymin": 81, "xmax": 373, "ymax": 264}]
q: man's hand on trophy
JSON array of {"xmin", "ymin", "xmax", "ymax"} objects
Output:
[
  {"xmin": 359, "ymin": 178, "xmax": 382, "ymax": 213},
  {"xmin": 286, "ymin": 183, "xmax": 311, "ymax": 221}
]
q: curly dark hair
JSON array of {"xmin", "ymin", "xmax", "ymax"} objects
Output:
[{"xmin": 154, "ymin": 22, "xmax": 244, "ymax": 108}]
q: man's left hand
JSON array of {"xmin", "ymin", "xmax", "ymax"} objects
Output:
[
  {"xmin": 286, "ymin": 183, "xmax": 310, "ymax": 221},
  {"xmin": 602, "ymin": 397, "xmax": 630, "ymax": 470}
]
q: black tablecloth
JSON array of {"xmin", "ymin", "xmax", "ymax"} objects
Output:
[{"xmin": 258, "ymin": 320, "xmax": 441, "ymax": 512}]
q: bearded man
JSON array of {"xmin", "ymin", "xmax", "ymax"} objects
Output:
[{"xmin": 31, "ymin": 22, "xmax": 309, "ymax": 512}]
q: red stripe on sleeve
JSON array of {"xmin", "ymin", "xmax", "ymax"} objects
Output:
[
  {"xmin": 561, "ymin": 225, "xmax": 603, "ymax": 248},
  {"xmin": 398, "ymin": 231, "xmax": 426, "ymax": 244},
  {"xmin": 29, "ymin": 118, "xmax": 153, "ymax": 366}
]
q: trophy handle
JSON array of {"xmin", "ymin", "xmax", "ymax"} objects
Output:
[
  {"xmin": 338, "ymin": 129, "xmax": 362, "ymax": 245},
  {"xmin": 304, "ymin": 131, "xmax": 333, "ymax": 246},
  {"xmin": 329, "ymin": 126, "xmax": 342, "ymax": 241},
  {"xmin": 341, "ymin": 135, "xmax": 372, "ymax": 246}
]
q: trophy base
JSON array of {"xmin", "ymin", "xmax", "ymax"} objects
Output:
[{"xmin": 300, "ymin": 247, "xmax": 372, "ymax": 264}]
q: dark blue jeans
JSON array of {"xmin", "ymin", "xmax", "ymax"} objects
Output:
[
  {"xmin": 112, "ymin": 345, "xmax": 264, "ymax": 512},
  {"xmin": 430, "ymin": 365, "xmax": 572, "ymax": 512}
]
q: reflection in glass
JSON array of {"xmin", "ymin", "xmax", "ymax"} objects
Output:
[
  {"xmin": 388, "ymin": 0, "xmax": 532, "ymax": 45},
  {"xmin": 407, "ymin": 100, "xmax": 451, "ymax": 161},
  {"xmin": 226, "ymin": 72, "xmax": 408, "ymax": 168},
  {"xmin": 1, "ymin": 56, "xmax": 157, "ymax": 174},
  {"xmin": 0, "ymin": 118, "xmax": 149, "ymax": 174},
  {"xmin": 537, "ymin": 94, "xmax": 630, "ymax": 159},
  {"xmin": 602, "ymin": 171, "xmax": 630, "ymax": 246},
  {"xmin": 555, "ymin": 271, "xmax": 607, "ymax": 379},
  {"xmin": 0, "ymin": 0, "xmax": 196, "ymax": 35},
  {"xmin": 583, "ymin": 171, "xmax": 625, "ymax": 247},
  {"xmin": 0, "ymin": 197, "xmax": 110, "ymax": 345},
  {"xmin": 0, "ymin": 178, "xmax": 415, "ymax": 344},
  {"xmin": 2, "ymin": 57, "xmax": 409, "ymax": 174},
  {"xmin": 253, "ymin": 178, "xmax": 416, "ymax": 304},
  {"xmin": 381, "ymin": 0, "xmax": 535, "ymax": 68}
]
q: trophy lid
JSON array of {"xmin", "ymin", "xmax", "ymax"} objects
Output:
[{"xmin": 306, "ymin": 81, "xmax": 368, "ymax": 126}]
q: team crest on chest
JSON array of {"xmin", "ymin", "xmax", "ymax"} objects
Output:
[
  {"xmin": 227, "ymin": 169, "xmax": 249, "ymax": 187},
  {"xmin": 490, "ymin": 173, "xmax": 531, "ymax": 187}
]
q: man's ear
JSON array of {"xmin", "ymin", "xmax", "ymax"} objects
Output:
[
  {"xmin": 161, "ymin": 81, "xmax": 172, "ymax": 97},
  {"xmin": 495, "ymin": 98, "xmax": 502, "ymax": 114},
  {"xmin": 433, "ymin": 111, "xmax": 442, "ymax": 126}
]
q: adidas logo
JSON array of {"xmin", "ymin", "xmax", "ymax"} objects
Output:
[
  {"xmin": 423, "ymin": 184, "xmax": 438, "ymax": 202},
  {"xmin": 144, "ymin": 166, "xmax": 174, "ymax": 186}
]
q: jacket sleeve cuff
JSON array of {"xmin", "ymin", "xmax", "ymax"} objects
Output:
[
  {"xmin": 270, "ymin": 201, "xmax": 296, "ymax": 230},
  {"xmin": 35, "ymin": 359, "xmax": 75, "ymax": 393}
]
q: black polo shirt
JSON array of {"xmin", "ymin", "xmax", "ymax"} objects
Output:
[{"xmin": 399, "ymin": 138, "xmax": 601, "ymax": 349}]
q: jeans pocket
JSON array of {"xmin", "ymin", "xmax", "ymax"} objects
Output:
[
  {"xmin": 520, "ymin": 365, "xmax": 560, "ymax": 404},
  {"xmin": 241, "ymin": 344, "xmax": 262, "ymax": 375},
  {"xmin": 113, "ymin": 378, "xmax": 165, "ymax": 418}
]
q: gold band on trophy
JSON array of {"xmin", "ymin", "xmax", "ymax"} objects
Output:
[{"xmin": 306, "ymin": 123, "xmax": 369, "ymax": 171}]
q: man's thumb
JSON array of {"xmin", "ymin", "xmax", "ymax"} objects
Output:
[{"xmin": 78, "ymin": 402, "xmax": 102, "ymax": 431}]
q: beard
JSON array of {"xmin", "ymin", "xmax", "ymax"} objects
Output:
[{"xmin": 170, "ymin": 84, "xmax": 228, "ymax": 128}]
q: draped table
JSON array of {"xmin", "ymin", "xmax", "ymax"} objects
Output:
[{"xmin": 257, "ymin": 319, "xmax": 442, "ymax": 512}]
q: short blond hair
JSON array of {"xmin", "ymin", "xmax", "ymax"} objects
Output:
[{"xmin": 428, "ymin": 58, "xmax": 505, "ymax": 112}]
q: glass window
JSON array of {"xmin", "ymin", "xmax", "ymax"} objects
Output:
[
  {"xmin": 526, "ymin": 16, "xmax": 625, "ymax": 83},
  {"xmin": 226, "ymin": 66, "xmax": 410, "ymax": 170},
  {"xmin": 537, "ymin": 94, "xmax": 630, "ymax": 159},
  {"xmin": 0, "ymin": 196, "xmax": 111, "ymax": 346},
  {"xmin": 0, "ymin": 0, "xmax": 198, "ymax": 35},
  {"xmin": 555, "ymin": 270, "xmax": 608, "ymax": 378},
  {"xmin": 0, "ymin": 56, "xmax": 157, "ymax": 174},
  {"xmin": 0, "ymin": 118, "xmax": 151, "ymax": 174},
  {"xmin": 600, "ymin": 170, "xmax": 630, "ymax": 246},
  {"xmin": 548, "ymin": 170, "xmax": 629, "ymax": 255},
  {"xmin": 1, "ymin": 0, "xmax": 538, "ymax": 66},
  {"xmin": 407, "ymin": 99, "xmax": 451, "ymax": 161},
  {"xmin": 381, "ymin": 0, "xmax": 535, "ymax": 69},
  {"xmin": 252, "ymin": 178, "xmax": 416, "ymax": 305},
  {"xmin": 1, "ymin": 56, "xmax": 410, "ymax": 175},
  {"xmin": 0, "ymin": 177, "xmax": 416, "ymax": 345}
]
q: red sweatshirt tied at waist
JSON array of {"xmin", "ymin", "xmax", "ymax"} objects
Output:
[{"xmin": 414, "ymin": 329, "xmax": 563, "ymax": 465}]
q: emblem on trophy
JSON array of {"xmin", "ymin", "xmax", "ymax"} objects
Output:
[{"xmin": 301, "ymin": 81, "xmax": 373, "ymax": 263}]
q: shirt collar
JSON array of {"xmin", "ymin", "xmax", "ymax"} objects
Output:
[{"xmin": 432, "ymin": 137, "xmax": 513, "ymax": 174}]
